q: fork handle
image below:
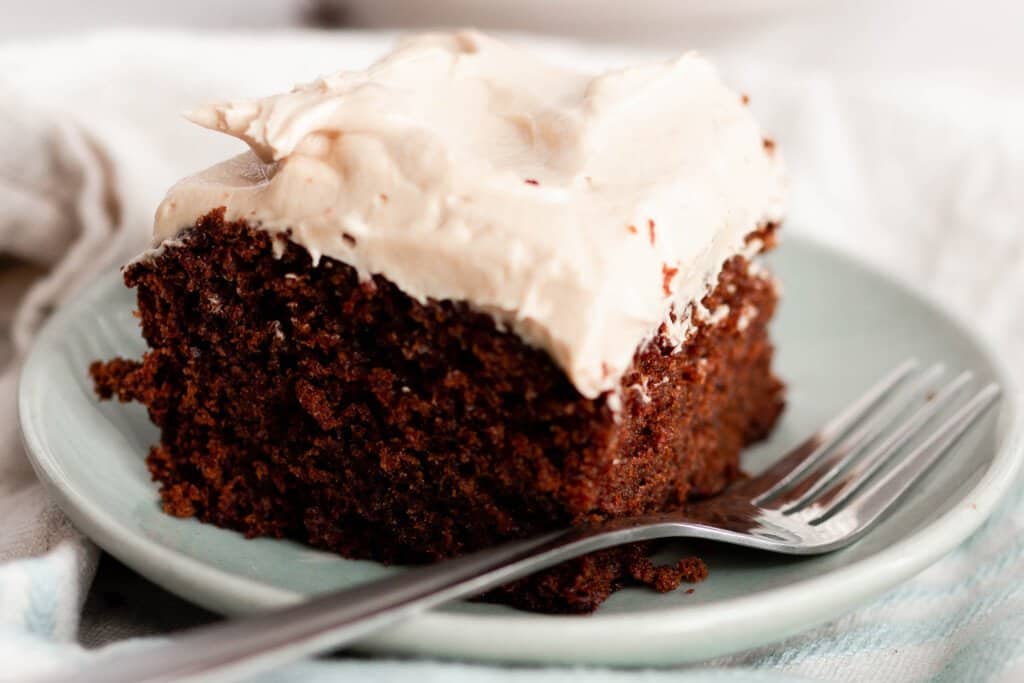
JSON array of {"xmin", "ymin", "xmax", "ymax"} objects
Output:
[{"xmin": 46, "ymin": 527, "xmax": 662, "ymax": 683}]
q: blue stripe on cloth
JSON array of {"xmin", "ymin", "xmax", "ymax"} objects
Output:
[
  {"xmin": 731, "ymin": 583, "xmax": 1024, "ymax": 676},
  {"xmin": 933, "ymin": 611, "xmax": 1024, "ymax": 682}
]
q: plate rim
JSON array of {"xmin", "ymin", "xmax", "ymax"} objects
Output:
[{"xmin": 19, "ymin": 232, "xmax": 1024, "ymax": 665}]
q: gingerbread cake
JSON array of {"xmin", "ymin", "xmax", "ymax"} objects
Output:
[{"xmin": 91, "ymin": 31, "xmax": 787, "ymax": 614}]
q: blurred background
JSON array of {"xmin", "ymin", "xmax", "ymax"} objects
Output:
[{"xmin": 4, "ymin": 0, "xmax": 1023, "ymax": 83}]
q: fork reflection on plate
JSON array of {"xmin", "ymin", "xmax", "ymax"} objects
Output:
[{"xmin": 43, "ymin": 359, "xmax": 1000, "ymax": 683}]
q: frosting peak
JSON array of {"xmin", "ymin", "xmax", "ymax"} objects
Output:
[{"xmin": 154, "ymin": 31, "xmax": 785, "ymax": 399}]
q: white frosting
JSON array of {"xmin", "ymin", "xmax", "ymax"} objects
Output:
[{"xmin": 152, "ymin": 31, "xmax": 785, "ymax": 399}]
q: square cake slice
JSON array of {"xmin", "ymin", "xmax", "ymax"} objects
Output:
[{"xmin": 91, "ymin": 31, "xmax": 786, "ymax": 613}]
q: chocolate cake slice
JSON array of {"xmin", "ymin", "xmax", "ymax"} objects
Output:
[{"xmin": 91, "ymin": 31, "xmax": 787, "ymax": 613}]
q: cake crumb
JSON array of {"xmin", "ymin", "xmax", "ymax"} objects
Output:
[
  {"xmin": 763, "ymin": 137, "xmax": 776, "ymax": 154},
  {"xmin": 628, "ymin": 224, "xmax": 638, "ymax": 235},
  {"xmin": 648, "ymin": 219, "xmax": 656, "ymax": 245},
  {"xmin": 662, "ymin": 263, "xmax": 679, "ymax": 296},
  {"xmin": 741, "ymin": 93, "xmax": 750, "ymax": 105},
  {"xmin": 629, "ymin": 556, "xmax": 708, "ymax": 593}
]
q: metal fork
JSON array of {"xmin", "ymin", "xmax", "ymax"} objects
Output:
[{"xmin": 48, "ymin": 359, "xmax": 1000, "ymax": 683}]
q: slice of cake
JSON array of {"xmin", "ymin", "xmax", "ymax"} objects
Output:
[{"xmin": 91, "ymin": 31, "xmax": 786, "ymax": 613}]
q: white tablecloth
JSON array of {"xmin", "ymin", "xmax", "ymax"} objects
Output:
[{"xmin": 1, "ymin": 29, "xmax": 1022, "ymax": 682}]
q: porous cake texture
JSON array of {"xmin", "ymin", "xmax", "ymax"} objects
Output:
[{"xmin": 91, "ymin": 213, "xmax": 782, "ymax": 612}]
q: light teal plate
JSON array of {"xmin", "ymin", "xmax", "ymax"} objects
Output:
[{"xmin": 19, "ymin": 234, "xmax": 1023, "ymax": 666}]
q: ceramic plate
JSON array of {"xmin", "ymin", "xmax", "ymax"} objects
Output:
[{"xmin": 19, "ymin": 234, "xmax": 1023, "ymax": 665}]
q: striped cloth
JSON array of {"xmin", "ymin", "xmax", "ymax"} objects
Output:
[{"xmin": 1, "ymin": 30, "xmax": 1022, "ymax": 683}]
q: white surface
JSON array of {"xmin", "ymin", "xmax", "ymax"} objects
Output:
[
  {"xmin": 333, "ymin": 0, "xmax": 1024, "ymax": 86},
  {"xmin": 157, "ymin": 30, "xmax": 784, "ymax": 399},
  {"xmin": 5, "ymin": 1, "xmax": 1024, "ymax": 85},
  {"xmin": 2, "ymin": 27, "xmax": 1024, "ymax": 681},
  {"xmin": 336, "ymin": 0, "xmax": 820, "ymax": 44},
  {"xmin": 0, "ymin": 1, "xmax": 303, "ymax": 38},
  {"xmin": 19, "ymin": 234, "xmax": 1023, "ymax": 665}
]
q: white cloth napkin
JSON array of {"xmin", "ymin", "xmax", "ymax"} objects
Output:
[{"xmin": 1, "ymin": 29, "xmax": 1022, "ymax": 682}]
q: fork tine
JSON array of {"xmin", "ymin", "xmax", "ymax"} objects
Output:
[
  {"xmin": 781, "ymin": 368, "xmax": 967, "ymax": 514},
  {"xmin": 745, "ymin": 359, "xmax": 918, "ymax": 501},
  {"xmin": 809, "ymin": 383, "xmax": 1000, "ymax": 527}
]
